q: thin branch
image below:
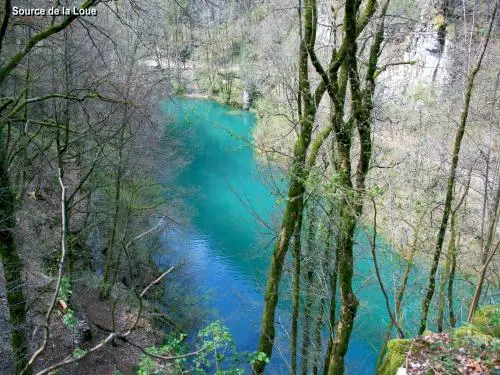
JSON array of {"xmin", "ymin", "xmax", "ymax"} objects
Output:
[
  {"xmin": 140, "ymin": 266, "xmax": 173, "ymax": 298},
  {"xmin": 0, "ymin": 0, "xmax": 101, "ymax": 85},
  {"xmin": 22, "ymin": 167, "xmax": 68, "ymax": 374},
  {"xmin": 373, "ymin": 60, "xmax": 417, "ymax": 80},
  {"xmin": 367, "ymin": 196, "xmax": 405, "ymax": 338},
  {"xmin": 34, "ymin": 265, "xmax": 175, "ymax": 375}
]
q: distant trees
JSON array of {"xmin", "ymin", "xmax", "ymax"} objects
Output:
[
  {"xmin": 0, "ymin": 0, "xmax": 181, "ymax": 372},
  {"xmin": 419, "ymin": 0, "xmax": 498, "ymax": 335},
  {"xmin": 0, "ymin": 0, "xmax": 498, "ymax": 373},
  {"xmin": 254, "ymin": 0, "xmax": 499, "ymax": 373},
  {"xmin": 252, "ymin": 0, "xmax": 396, "ymax": 373},
  {"xmin": 0, "ymin": 2, "xmax": 102, "ymax": 372}
]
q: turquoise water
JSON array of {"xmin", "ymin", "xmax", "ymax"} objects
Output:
[
  {"xmin": 158, "ymin": 98, "xmax": 472, "ymax": 374},
  {"xmin": 160, "ymin": 98, "xmax": 281, "ymax": 360}
]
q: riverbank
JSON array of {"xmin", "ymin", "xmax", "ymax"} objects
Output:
[
  {"xmin": 157, "ymin": 97, "xmax": 491, "ymax": 374},
  {"xmin": 379, "ymin": 305, "xmax": 500, "ymax": 375}
]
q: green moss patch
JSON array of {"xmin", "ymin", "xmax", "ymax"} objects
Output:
[
  {"xmin": 471, "ymin": 305, "xmax": 500, "ymax": 338},
  {"xmin": 378, "ymin": 339, "xmax": 412, "ymax": 375},
  {"xmin": 378, "ymin": 308, "xmax": 500, "ymax": 375}
]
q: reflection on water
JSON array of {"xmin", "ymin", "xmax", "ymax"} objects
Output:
[{"xmin": 157, "ymin": 98, "xmax": 474, "ymax": 374}]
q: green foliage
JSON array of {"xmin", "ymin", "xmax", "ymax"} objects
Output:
[
  {"xmin": 411, "ymin": 82, "xmax": 436, "ymax": 105},
  {"xmin": 381, "ymin": 313, "xmax": 500, "ymax": 375},
  {"xmin": 63, "ymin": 308, "xmax": 77, "ymax": 329},
  {"xmin": 137, "ymin": 356, "xmax": 162, "ymax": 375},
  {"xmin": 249, "ymin": 351, "xmax": 269, "ymax": 365},
  {"xmin": 59, "ymin": 276, "xmax": 72, "ymax": 301},
  {"xmin": 453, "ymin": 323, "xmax": 494, "ymax": 342},
  {"xmin": 378, "ymin": 339, "xmax": 412, "ymax": 375},
  {"xmin": 137, "ymin": 321, "xmax": 262, "ymax": 375},
  {"xmin": 57, "ymin": 276, "xmax": 77, "ymax": 329},
  {"xmin": 368, "ymin": 184, "xmax": 385, "ymax": 198},
  {"xmin": 433, "ymin": 15, "xmax": 446, "ymax": 31},
  {"xmin": 174, "ymin": 81, "xmax": 186, "ymax": 95},
  {"xmin": 72, "ymin": 348, "xmax": 87, "ymax": 360},
  {"xmin": 193, "ymin": 321, "xmax": 242, "ymax": 374},
  {"xmin": 471, "ymin": 305, "xmax": 500, "ymax": 338}
]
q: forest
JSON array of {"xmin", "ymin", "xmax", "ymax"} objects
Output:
[{"xmin": 0, "ymin": 0, "xmax": 498, "ymax": 374}]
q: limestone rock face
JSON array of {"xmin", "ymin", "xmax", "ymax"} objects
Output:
[
  {"xmin": 379, "ymin": 0, "xmax": 454, "ymax": 101},
  {"xmin": 243, "ymin": 89, "xmax": 251, "ymax": 109},
  {"xmin": 315, "ymin": 0, "xmax": 455, "ymax": 105}
]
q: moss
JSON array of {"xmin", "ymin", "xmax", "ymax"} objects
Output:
[
  {"xmin": 471, "ymin": 305, "xmax": 500, "ymax": 338},
  {"xmin": 453, "ymin": 325, "xmax": 493, "ymax": 343},
  {"xmin": 433, "ymin": 14, "xmax": 446, "ymax": 31},
  {"xmin": 378, "ymin": 307, "xmax": 500, "ymax": 375},
  {"xmin": 378, "ymin": 339, "xmax": 412, "ymax": 375}
]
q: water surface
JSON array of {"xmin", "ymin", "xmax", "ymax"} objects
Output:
[{"xmin": 158, "ymin": 98, "xmax": 473, "ymax": 374}]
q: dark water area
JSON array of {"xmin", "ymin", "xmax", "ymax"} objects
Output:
[{"xmin": 157, "ymin": 98, "xmax": 476, "ymax": 374}]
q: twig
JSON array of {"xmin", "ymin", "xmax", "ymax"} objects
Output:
[
  {"xmin": 140, "ymin": 266, "xmax": 173, "ymax": 298},
  {"xmin": 22, "ymin": 167, "xmax": 68, "ymax": 374},
  {"xmin": 34, "ymin": 266, "xmax": 175, "ymax": 375}
]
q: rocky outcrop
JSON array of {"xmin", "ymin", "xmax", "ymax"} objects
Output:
[
  {"xmin": 380, "ymin": 0, "xmax": 455, "ymax": 101},
  {"xmin": 378, "ymin": 305, "xmax": 500, "ymax": 375}
]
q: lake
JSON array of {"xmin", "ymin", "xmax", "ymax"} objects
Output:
[{"xmin": 158, "ymin": 97, "xmax": 472, "ymax": 374}]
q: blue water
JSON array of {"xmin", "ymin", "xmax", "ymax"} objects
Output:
[
  {"xmin": 158, "ymin": 98, "xmax": 475, "ymax": 374},
  {"xmin": 159, "ymin": 98, "xmax": 282, "ymax": 365}
]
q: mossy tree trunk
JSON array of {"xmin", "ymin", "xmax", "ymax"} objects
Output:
[
  {"xmin": 419, "ymin": 2, "xmax": 497, "ymax": 334},
  {"xmin": 252, "ymin": 0, "xmax": 324, "ymax": 372},
  {"xmin": 376, "ymin": 233, "xmax": 419, "ymax": 372},
  {"xmin": 447, "ymin": 236, "xmax": 458, "ymax": 328},
  {"xmin": 437, "ymin": 212, "xmax": 457, "ymax": 332},
  {"xmin": 328, "ymin": 1, "xmax": 388, "ymax": 373},
  {"xmin": 290, "ymin": 207, "xmax": 303, "ymax": 375},
  {"xmin": 0, "ymin": 138, "xmax": 30, "ymax": 374},
  {"xmin": 254, "ymin": 0, "xmax": 387, "ymax": 372},
  {"xmin": 326, "ymin": 128, "xmax": 359, "ymax": 375},
  {"xmin": 301, "ymin": 207, "xmax": 317, "ymax": 375}
]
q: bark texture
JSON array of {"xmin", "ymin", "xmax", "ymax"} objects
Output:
[{"xmin": 419, "ymin": 2, "xmax": 497, "ymax": 334}]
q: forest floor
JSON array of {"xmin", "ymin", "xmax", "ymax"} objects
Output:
[
  {"xmin": 28, "ymin": 282, "xmax": 165, "ymax": 375},
  {"xmin": 1, "ymin": 164, "xmax": 171, "ymax": 374},
  {"xmin": 382, "ymin": 306, "xmax": 500, "ymax": 375},
  {"xmin": 0, "ymin": 263, "xmax": 14, "ymax": 374},
  {"xmin": 401, "ymin": 332, "xmax": 499, "ymax": 374}
]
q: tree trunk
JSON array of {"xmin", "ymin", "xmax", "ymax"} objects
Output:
[
  {"xmin": 323, "ymin": 243, "xmax": 339, "ymax": 375},
  {"xmin": 376, "ymin": 234, "xmax": 418, "ymax": 371},
  {"xmin": 252, "ymin": 1, "xmax": 316, "ymax": 372},
  {"xmin": 448, "ymin": 235, "xmax": 458, "ymax": 327},
  {"xmin": 419, "ymin": 2, "xmax": 497, "ymax": 334},
  {"xmin": 99, "ymin": 123, "xmax": 125, "ymax": 299},
  {"xmin": 327, "ymin": 207, "xmax": 358, "ymax": 375},
  {"xmin": 291, "ymin": 207, "xmax": 303, "ymax": 375},
  {"xmin": 301, "ymin": 207, "xmax": 317, "ymax": 375},
  {"xmin": 437, "ymin": 213, "xmax": 457, "ymax": 331},
  {"xmin": 0, "ymin": 142, "xmax": 30, "ymax": 375},
  {"xmin": 312, "ymin": 219, "xmax": 333, "ymax": 375}
]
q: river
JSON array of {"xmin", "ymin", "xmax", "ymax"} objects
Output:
[{"xmin": 157, "ymin": 97, "xmax": 471, "ymax": 374}]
